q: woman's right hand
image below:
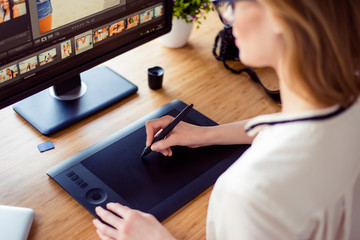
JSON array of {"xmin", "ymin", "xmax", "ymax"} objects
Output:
[{"xmin": 145, "ymin": 115, "xmax": 208, "ymax": 157}]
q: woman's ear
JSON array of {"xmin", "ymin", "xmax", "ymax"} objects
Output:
[
  {"xmin": 272, "ymin": 21, "xmax": 283, "ymax": 34},
  {"xmin": 267, "ymin": 12, "xmax": 283, "ymax": 34}
]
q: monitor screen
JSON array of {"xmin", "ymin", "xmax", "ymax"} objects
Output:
[{"xmin": 0, "ymin": 0, "xmax": 172, "ymax": 134}]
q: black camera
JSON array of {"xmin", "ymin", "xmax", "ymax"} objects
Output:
[{"xmin": 213, "ymin": 25, "xmax": 240, "ymax": 62}]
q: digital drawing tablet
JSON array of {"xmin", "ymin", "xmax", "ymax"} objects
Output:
[
  {"xmin": 47, "ymin": 99, "xmax": 250, "ymax": 221},
  {"xmin": 0, "ymin": 205, "xmax": 34, "ymax": 240}
]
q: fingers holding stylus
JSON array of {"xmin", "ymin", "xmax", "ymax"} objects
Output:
[
  {"xmin": 144, "ymin": 119, "xmax": 207, "ymax": 158},
  {"xmin": 145, "ymin": 115, "xmax": 174, "ymax": 147},
  {"xmin": 144, "ymin": 116, "xmax": 174, "ymax": 156}
]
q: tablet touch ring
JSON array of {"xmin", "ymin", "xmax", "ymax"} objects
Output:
[{"xmin": 85, "ymin": 188, "xmax": 108, "ymax": 204}]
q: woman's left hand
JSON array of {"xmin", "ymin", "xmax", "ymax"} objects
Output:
[{"xmin": 93, "ymin": 202, "xmax": 176, "ymax": 240}]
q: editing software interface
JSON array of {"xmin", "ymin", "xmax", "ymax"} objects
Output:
[{"xmin": 0, "ymin": 0, "xmax": 166, "ymax": 92}]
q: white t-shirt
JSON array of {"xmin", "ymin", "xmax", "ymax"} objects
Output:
[
  {"xmin": 207, "ymin": 98, "xmax": 360, "ymax": 240},
  {"xmin": 3, "ymin": 12, "xmax": 10, "ymax": 22}
]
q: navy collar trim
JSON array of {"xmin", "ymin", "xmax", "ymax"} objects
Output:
[
  {"xmin": 245, "ymin": 103, "xmax": 351, "ymax": 136},
  {"xmin": 245, "ymin": 106, "xmax": 346, "ymax": 134}
]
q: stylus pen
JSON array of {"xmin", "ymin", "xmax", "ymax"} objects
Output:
[{"xmin": 141, "ymin": 103, "xmax": 194, "ymax": 159}]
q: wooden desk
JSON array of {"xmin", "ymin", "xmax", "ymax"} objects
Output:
[{"xmin": 0, "ymin": 12, "xmax": 281, "ymax": 239}]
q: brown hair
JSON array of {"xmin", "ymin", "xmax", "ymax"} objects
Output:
[{"xmin": 260, "ymin": 0, "xmax": 360, "ymax": 107}]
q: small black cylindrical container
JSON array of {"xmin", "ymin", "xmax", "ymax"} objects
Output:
[{"xmin": 147, "ymin": 66, "xmax": 164, "ymax": 90}]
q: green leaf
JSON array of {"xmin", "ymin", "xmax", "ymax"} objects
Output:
[{"xmin": 172, "ymin": 0, "xmax": 214, "ymax": 28}]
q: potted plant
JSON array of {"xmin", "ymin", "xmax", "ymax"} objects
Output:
[{"xmin": 159, "ymin": 0, "xmax": 214, "ymax": 48}]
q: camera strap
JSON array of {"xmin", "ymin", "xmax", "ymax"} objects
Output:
[
  {"xmin": 213, "ymin": 29, "xmax": 281, "ymax": 104},
  {"xmin": 234, "ymin": 67, "xmax": 281, "ymax": 103}
]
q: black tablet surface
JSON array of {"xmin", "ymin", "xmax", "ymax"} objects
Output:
[{"xmin": 47, "ymin": 99, "xmax": 250, "ymax": 221}]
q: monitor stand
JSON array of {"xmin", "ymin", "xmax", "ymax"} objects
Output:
[{"xmin": 13, "ymin": 66, "xmax": 138, "ymax": 135}]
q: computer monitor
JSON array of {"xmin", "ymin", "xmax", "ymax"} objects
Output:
[{"xmin": 0, "ymin": 0, "xmax": 172, "ymax": 135}]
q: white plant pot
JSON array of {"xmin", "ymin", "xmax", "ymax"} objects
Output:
[{"xmin": 159, "ymin": 17, "xmax": 194, "ymax": 48}]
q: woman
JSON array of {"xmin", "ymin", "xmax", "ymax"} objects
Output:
[
  {"xmin": 5, "ymin": 68, "xmax": 16, "ymax": 80},
  {"xmin": 93, "ymin": 0, "xmax": 360, "ymax": 239},
  {"xmin": 0, "ymin": 0, "xmax": 19, "ymax": 23}
]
